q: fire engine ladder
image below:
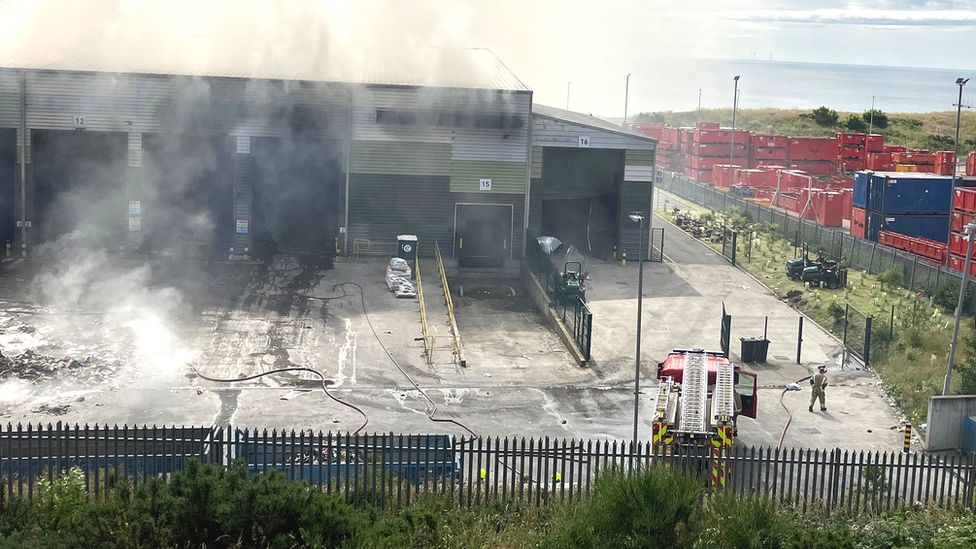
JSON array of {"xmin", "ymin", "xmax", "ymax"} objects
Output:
[
  {"xmin": 710, "ymin": 359, "xmax": 735, "ymax": 427},
  {"xmin": 678, "ymin": 351, "xmax": 708, "ymax": 433},
  {"xmin": 651, "ymin": 379, "xmax": 676, "ymax": 423}
]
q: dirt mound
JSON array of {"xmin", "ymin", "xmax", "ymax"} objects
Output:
[{"xmin": 0, "ymin": 350, "xmax": 104, "ymax": 382}]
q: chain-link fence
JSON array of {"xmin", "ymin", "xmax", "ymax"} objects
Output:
[{"xmin": 660, "ymin": 172, "xmax": 965, "ymax": 296}]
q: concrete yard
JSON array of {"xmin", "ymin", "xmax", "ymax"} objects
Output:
[{"xmin": 0, "ymin": 218, "xmax": 910, "ymax": 451}]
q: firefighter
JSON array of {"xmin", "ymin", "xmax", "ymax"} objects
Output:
[{"xmin": 809, "ymin": 365, "xmax": 828, "ymax": 412}]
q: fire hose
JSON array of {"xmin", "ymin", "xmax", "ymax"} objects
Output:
[{"xmin": 778, "ymin": 374, "xmax": 813, "ymax": 449}]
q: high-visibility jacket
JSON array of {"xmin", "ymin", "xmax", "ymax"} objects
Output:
[{"xmin": 811, "ymin": 373, "xmax": 828, "ymax": 391}]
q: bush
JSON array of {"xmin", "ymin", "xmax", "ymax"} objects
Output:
[
  {"xmin": 810, "ymin": 106, "xmax": 839, "ymax": 127},
  {"xmin": 933, "ymin": 283, "xmax": 976, "ymax": 315},
  {"xmin": 845, "ymin": 114, "xmax": 868, "ymax": 132},
  {"xmin": 880, "ymin": 267, "xmax": 904, "ymax": 290},
  {"xmin": 862, "ymin": 109, "xmax": 889, "ymax": 129},
  {"xmin": 546, "ymin": 466, "xmax": 701, "ymax": 548},
  {"xmin": 828, "ymin": 302, "xmax": 846, "ymax": 324}
]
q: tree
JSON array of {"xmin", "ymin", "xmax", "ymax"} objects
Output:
[
  {"xmin": 844, "ymin": 114, "xmax": 867, "ymax": 132},
  {"xmin": 862, "ymin": 109, "xmax": 888, "ymax": 129},
  {"xmin": 810, "ymin": 106, "xmax": 839, "ymax": 127}
]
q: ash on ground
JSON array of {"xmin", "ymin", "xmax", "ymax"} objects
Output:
[{"xmin": 0, "ymin": 350, "xmax": 110, "ymax": 384}]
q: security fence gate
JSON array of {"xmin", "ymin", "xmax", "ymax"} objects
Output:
[{"xmin": 1, "ymin": 423, "xmax": 975, "ymax": 513}]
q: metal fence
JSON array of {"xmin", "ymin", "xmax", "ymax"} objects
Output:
[
  {"xmin": 1, "ymin": 424, "xmax": 974, "ymax": 513},
  {"xmin": 661, "ymin": 173, "xmax": 966, "ymax": 296},
  {"xmin": 524, "ymin": 236, "xmax": 593, "ymax": 361}
]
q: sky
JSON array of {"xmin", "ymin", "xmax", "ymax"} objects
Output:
[{"xmin": 1, "ymin": 0, "xmax": 975, "ymax": 116}]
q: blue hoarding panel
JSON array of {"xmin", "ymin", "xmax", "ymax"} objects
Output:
[{"xmin": 853, "ymin": 171, "xmax": 870, "ymax": 209}]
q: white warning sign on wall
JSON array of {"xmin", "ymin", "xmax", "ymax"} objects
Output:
[
  {"xmin": 236, "ymin": 219, "xmax": 249, "ymax": 234},
  {"xmin": 479, "ymin": 178, "xmax": 492, "ymax": 191},
  {"xmin": 128, "ymin": 215, "xmax": 141, "ymax": 232}
]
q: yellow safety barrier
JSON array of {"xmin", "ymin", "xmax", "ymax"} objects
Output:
[
  {"xmin": 434, "ymin": 242, "xmax": 465, "ymax": 367},
  {"xmin": 415, "ymin": 247, "xmax": 434, "ymax": 365}
]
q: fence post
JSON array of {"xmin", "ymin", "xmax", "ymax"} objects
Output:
[
  {"xmin": 869, "ymin": 242, "xmax": 878, "ymax": 273},
  {"xmin": 843, "ymin": 303, "xmax": 850, "ymax": 347},
  {"xmin": 864, "ymin": 317, "xmax": 873, "ymax": 368},
  {"xmin": 731, "ymin": 231, "xmax": 737, "ymax": 267},
  {"xmin": 889, "ymin": 305, "xmax": 895, "ymax": 339},
  {"xmin": 910, "ymin": 257, "xmax": 917, "ymax": 291},
  {"xmin": 796, "ymin": 316, "xmax": 804, "ymax": 365}
]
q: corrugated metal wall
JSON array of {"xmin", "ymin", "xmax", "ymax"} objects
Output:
[
  {"xmin": 624, "ymin": 148, "xmax": 654, "ymax": 182},
  {"xmin": 618, "ymin": 181, "xmax": 652, "ymax": 256},
  {"xmin": 449, "ymin": 160, "xmax": 525, "ymax": 193},
  {"xmin": 351, "ymin": 140, "xmax": 451, "ymax": 175},
  {"xmin": 533, "ymin": 115, "xmax": 654, "ymax": 150}
]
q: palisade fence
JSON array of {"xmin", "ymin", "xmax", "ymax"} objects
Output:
[
  {"xmin": 660, "ymin": 172, "xmax": 966, "ymax": 296},
  {"xmin": 524, "ymin": 235, "xmax": 593, "ymax": 360},
  {"xmin": 1, "ymin": 424, "xmax": 975, "ymax": 513}
]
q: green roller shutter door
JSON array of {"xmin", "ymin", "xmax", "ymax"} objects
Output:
[{"xmin": 348, "ymin": 174, "xmax": 454, "ymax": 256}]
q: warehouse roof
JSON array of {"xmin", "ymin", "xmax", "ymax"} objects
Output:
[
  {"xmin": 0, "ymin": 46, "xmax": 530, "ymax": 92},
  {"xmin": 533, "ymin": 104, "xmax": 656, "ymax": 142}
]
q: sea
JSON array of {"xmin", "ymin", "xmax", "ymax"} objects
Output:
[{"xmin": 645, "ymin": 58, "xmax": 976, "ymax": 114}]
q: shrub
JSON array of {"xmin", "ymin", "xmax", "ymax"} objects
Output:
[
  {"xmin": 828, "ymin": 302, "xmax": 846, "ymax": 324},
  {"xmin": 811, "ymin": 106, "xmax": 839, "ymax": 127},
  {"xmin": 862, "ymin": 109, "xmax": 889, "ymax": 129},
  {"xmin": 845, "ymin": 114, "xmax": 868, "ymax": 132},
  {"xmin": 546, "ymin": 466, "xmax": 701, "ymax": 548},
  {"xmin": 880, "ymin": 267, "xmax": 904, "ymax": 290}
]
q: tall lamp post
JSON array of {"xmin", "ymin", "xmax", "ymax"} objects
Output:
[
  {"xmin": 946, "ymin": 78, "xmax": 969, "ymax": 268},
  {"xmin": 726, "ymin": 76, "xmax": 740, "ymax": 210},
  {"xmin": 629, "ymin": 212, "xmax": 646, "ymax": 453},
  {"xmin": 623, "ymin": 73, "xmax": 631, "ymax": 128},
  {"xmin": 945, "ymin": 221, "xmax": 976, "ymax": 395}
]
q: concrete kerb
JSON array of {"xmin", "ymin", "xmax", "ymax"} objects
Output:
[
  {"xmin": 654, "ymin": 195, "xmax": 847, "ymax": 361},
  {"xmin": 520, "ymin": 262, "xmax": 587, "ymax": 366}
]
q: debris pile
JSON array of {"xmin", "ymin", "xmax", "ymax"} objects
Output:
[
  {"xmin": 385, "ymin": 258, "xmax": 417, "ymax": 298},
  {"xmin": 0, "ymin": 350, "xmax": 106, "ymax": 382}
]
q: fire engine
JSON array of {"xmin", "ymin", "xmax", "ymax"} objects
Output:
[{"xmin": 650, "ymin": 349, "xmax": 758, "ymax": 482}]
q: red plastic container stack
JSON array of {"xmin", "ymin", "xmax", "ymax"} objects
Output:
[
  {"xmin": 968, "ymin": 152, "xmax": 976, "ymax": 176},
  {"xmin": 711, "ymin": 164, "xmax": 741, "ymax": 189},
  {"xmin": 949, "ymin": 255, "xmax": 976, "ymax": 277},
  {"xmin": 836, "ymin": 133, "xmax": 867, "ymax": 172},
  {"xmin": 866, "ymin": 152, "xmax": 894, "ymax": 171},
  {"xmin": 631, "ymin": 123, "xmax": 665, "ymax": 140},
  {"xmin": 851, "ymin": 207, "xmax": 867, "ymax": 239},
  {"xmin": 750, "ymin": 134, "xmax": 788, "ymax": 167},
  {"xmin": 684, "ymin": 126, "xmax": 750, "ymax": 183},
  {"xmin": 935, "ymin": 151, "xmax": 956, "ymax": 176},
  {"xmin": 948, "ymin": 187, "xmax": 976, "ymax": 274},
  {"xmin": 786, "ymin": 137, "xmax": 837, "ymax": 175},
  {"xmin": 880, "ymin": 231, "xmax": 947, "ymax": 262}
]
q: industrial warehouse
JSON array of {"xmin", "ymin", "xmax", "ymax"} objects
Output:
[{"xmin": 0, "ymin": 50, "xmax": 655, "ymax": 266}]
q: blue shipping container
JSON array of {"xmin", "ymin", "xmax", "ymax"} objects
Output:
[
  {"xmin": 867, "ymin": 172, "xmax": 955, "ymax": 215},
  {"xmin": 866, "ymin": 212, "xmax": 949, "ymax": 242},
  {"xmin": 853, "ymin": 171, "xmax": 870, "ymax": 209}
]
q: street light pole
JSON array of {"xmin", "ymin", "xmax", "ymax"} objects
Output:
[
  {"xmin": 623, "ymin": 73, "xmax": 631, "ymax": 128},
  {"xmin": 952, "ymin": 79, "xmax": 968, "ymax": 189},
  {"xmin": 945, "ymin": 221, "xmax": 976, "ymax": 395},
  {"xmin": 629, "ymin": 213, "xmax": 646, "ymax": 454},
  {"xmin": 726, "ymin": 75, "xmax": 740, "ymax": 211},
  {"xmin": 947, "ymin": 78, "xmax": 969, "ymax": 268},
  {"xmin": 868, "ymin": 96, "xmax": 875, "ymax": 135}
]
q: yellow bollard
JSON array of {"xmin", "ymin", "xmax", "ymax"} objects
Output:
[
  {"xmin": 903, "ymin": 424, "xmax": 912, "ymax": 453},
  {"xmin": 621, "ymin": 249, "xmax": 628, "ymax": 266}
]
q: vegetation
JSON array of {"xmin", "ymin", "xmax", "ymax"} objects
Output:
[
  {"xmin": 634, "ymin": 107, "xmax": 976, "ymax": 152},
  {"xmin": 810, "ymin": 106, "xmax": 839, "ymax": 127},
  {"xmin": 2, "ymin": 463, "xmax": 975, "ymax": 548}
]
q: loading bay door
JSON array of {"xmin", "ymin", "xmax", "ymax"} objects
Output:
[{"xmin": 454, "ymin": 203, "xmax": 513, "ymax": 268}]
